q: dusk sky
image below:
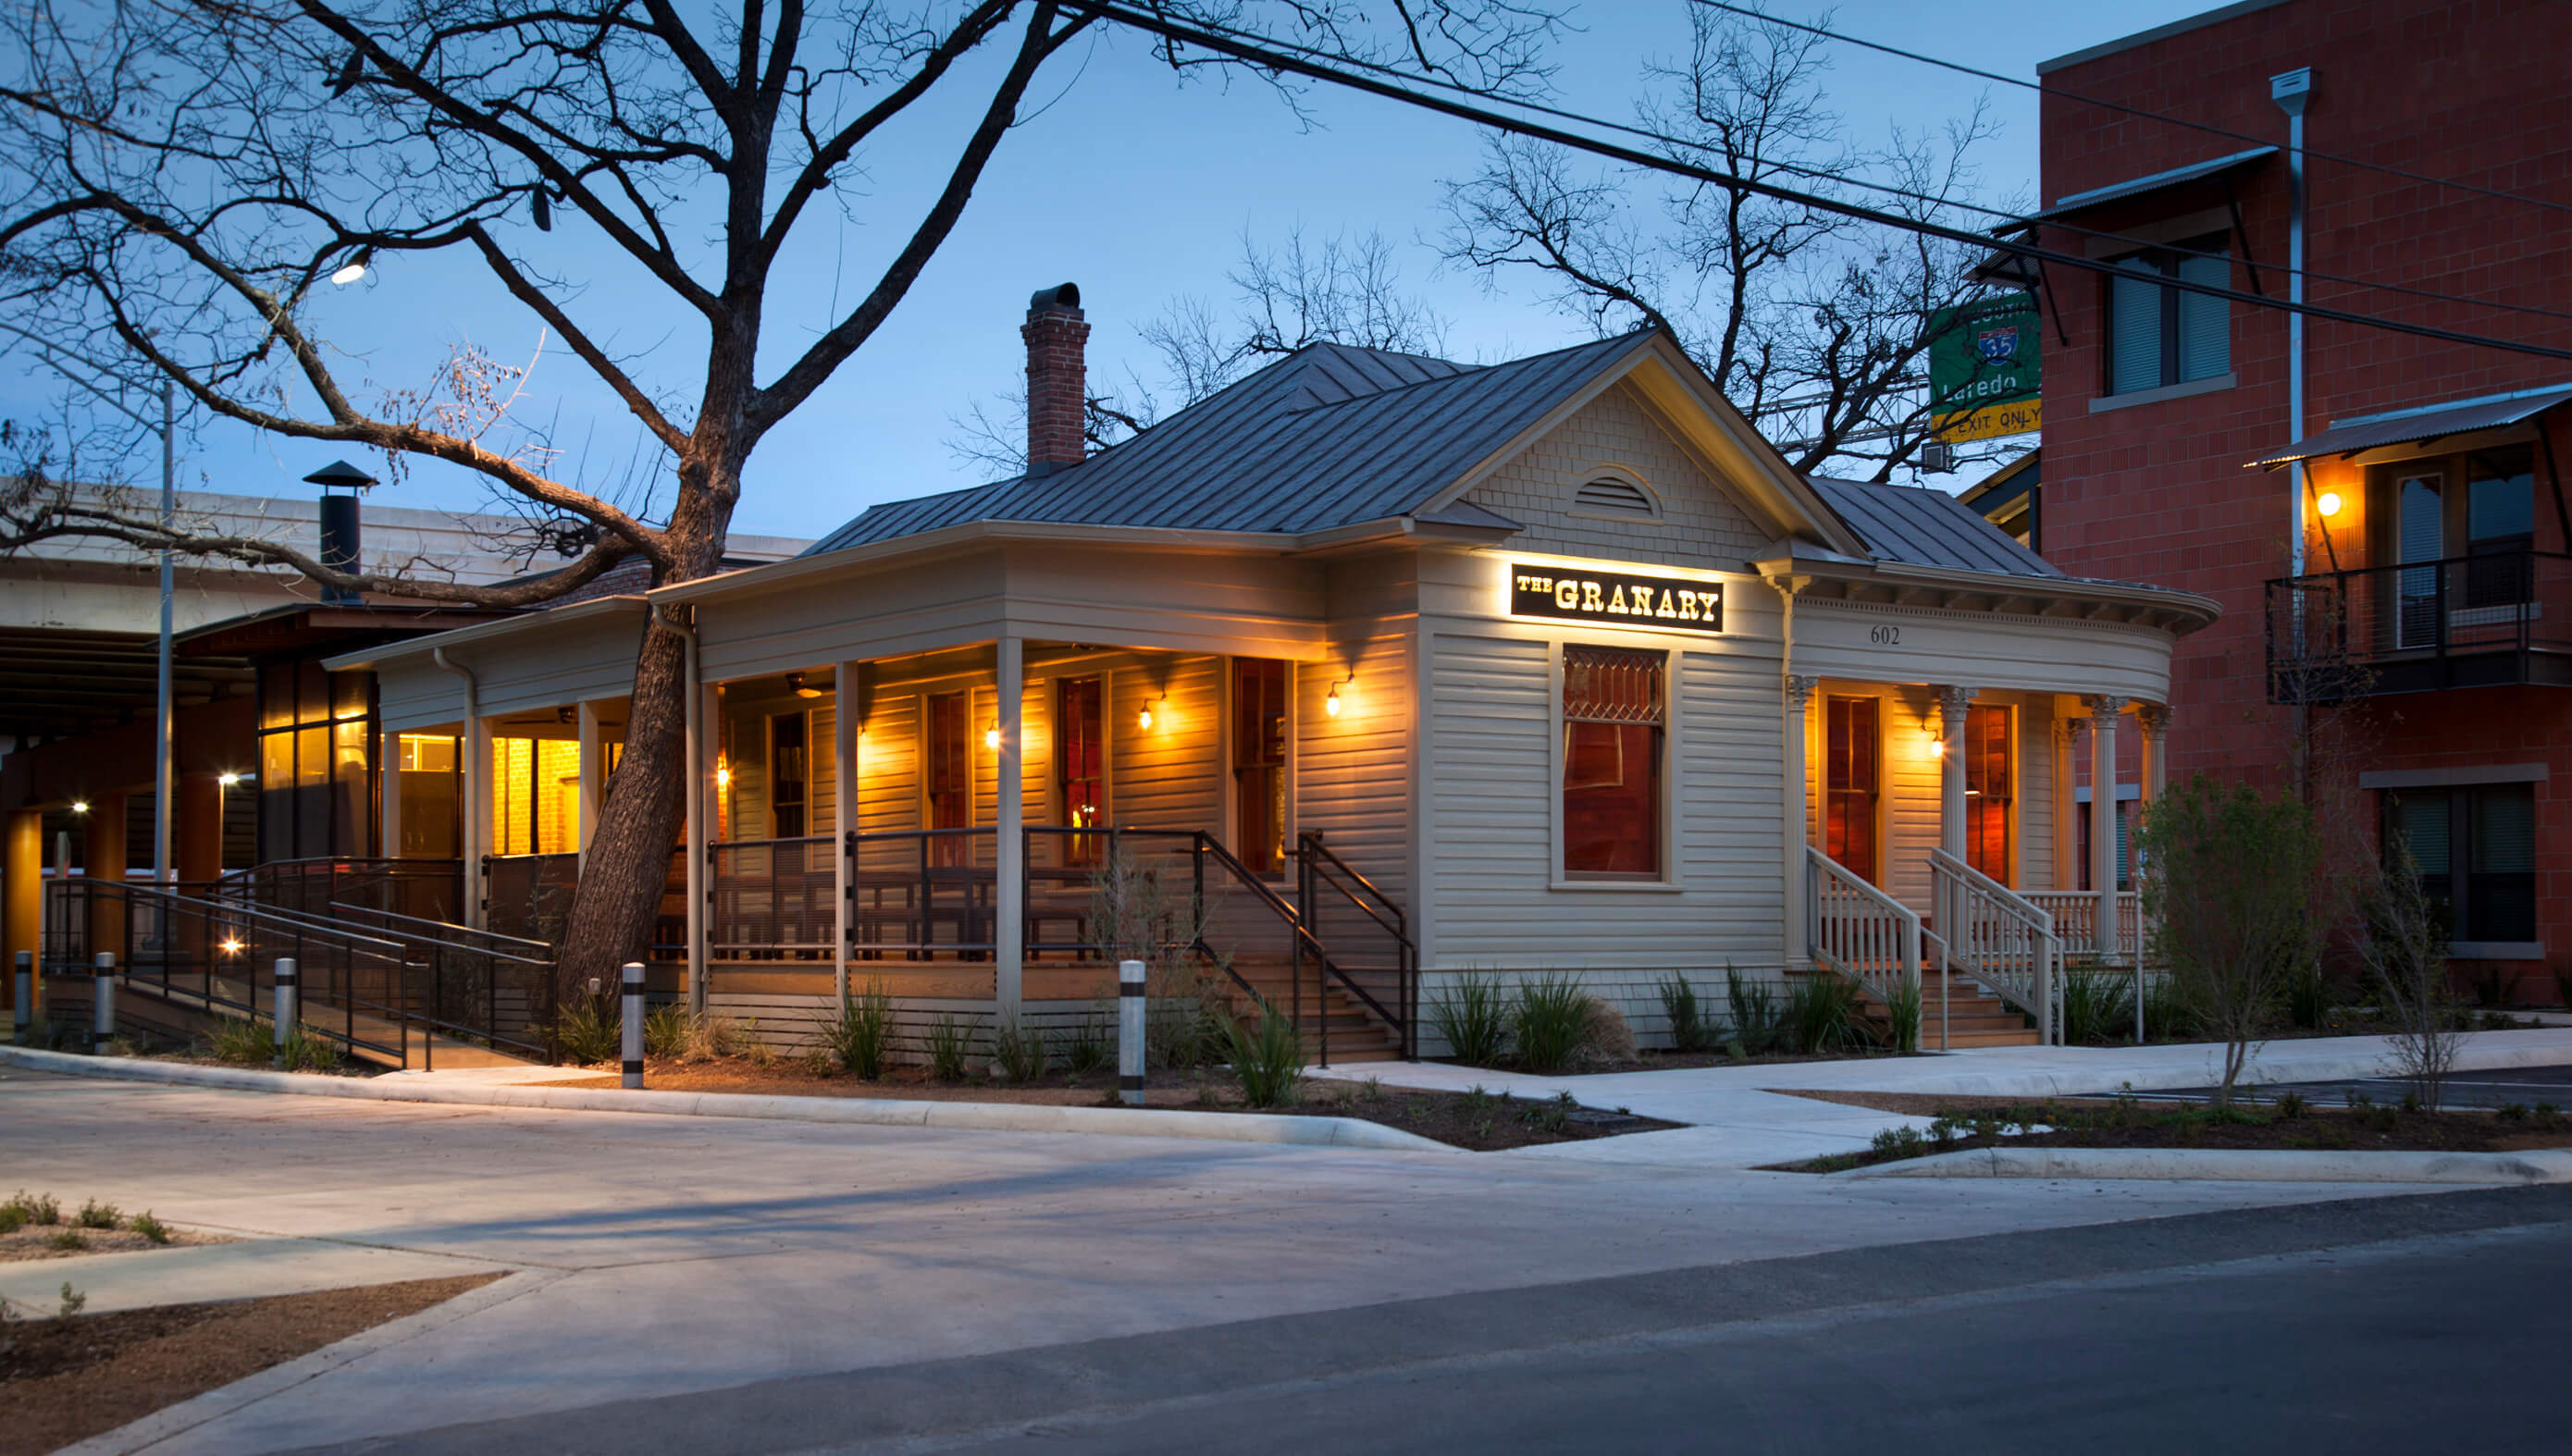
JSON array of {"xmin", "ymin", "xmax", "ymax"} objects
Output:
[{"xmin": 14, "ymin": 0, "xmax": 2222, "ymax": 542}]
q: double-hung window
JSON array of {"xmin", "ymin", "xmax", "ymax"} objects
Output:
[
  {"xmin": 2384, "ymin": 784, "xmax": 2536, "ymax": 944},
  {"xmin": 2107, "ymin": 240, "xmax": 2230, "ymax": 395},
  {"xmin": 1562, "ymin": 646, "xmax": 1665, "ymax": 879}
]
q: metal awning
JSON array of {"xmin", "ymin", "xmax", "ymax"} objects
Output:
[
  {"xmin": 2246, "ymin": 385, "xmax": 2572, "ymax": 470},
  {"xmin": 1995, "ymin": 146, "xmax": 2277, "ymax": 231}
]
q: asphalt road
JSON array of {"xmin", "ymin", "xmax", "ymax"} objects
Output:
[
  {"xmin": 2121, "ymin": 1064, "xmax": 2572, "ymax": 1110},
  {"xmin": 303, "ymin": 1184, "xmax": 2572, "ymax": 1456}
]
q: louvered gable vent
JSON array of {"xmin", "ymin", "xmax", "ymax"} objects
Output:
[{"xmin": 1574, "ymin": 475, "xmax": 1657, "ymax": 518}]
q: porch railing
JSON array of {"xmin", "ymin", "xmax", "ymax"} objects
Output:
[
  {"xmin": 1929, "ymin": 848, "xmax": 2059, "ymax": 1046},
  {"xmin": 2022, "ymin": 890, "xmax": 2142, "ymax": 963},
  {"xmin": 1297, "ymin": 833, "xmax": 1416, "ymax": 1061},
  {"xmin": 709, "ymin": 835, "xmax": 836, "ymax": 960},
  {"xmin": 2265, "ymin": 549, "xmax": 2572, "ymax": 702},
  {"xmin": 1804, "ymin": 845, "xmax": 1921, "ymax": 1043},
  {"xmin": 220, "ymin": 857, "xmax": 465, "ymax": 925},
  {"xmin": 483, "ymin": 852, "xmax": 580, "ymax": 948}
]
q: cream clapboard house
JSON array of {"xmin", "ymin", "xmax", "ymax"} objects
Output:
[{"xmin": 332, "ymin": 287, "xmax": 2217, "ymax": 1060}]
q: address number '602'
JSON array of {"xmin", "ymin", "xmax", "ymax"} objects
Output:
[{"xmin": 1869, "ymin": 624, "xmax": 1902, "ymax": 646}]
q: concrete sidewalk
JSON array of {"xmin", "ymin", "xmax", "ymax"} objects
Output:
[
  {"xmin": 0, "ymin": 1238, "xmax": 512, "ymax": 1317},
  {"xmin": 1311, "ymin": 1029, "xmax": 2572, "ymax": 1168}
]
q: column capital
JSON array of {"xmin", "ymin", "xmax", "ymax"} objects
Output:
[
  {"xmin": 2084, "ymin": 694, "xmax": 2132, "ymax": 720},
  {"xmin": 1785, "ymin": 673, "xmax": 1821, "ymax": 709},
  {"xmin": 2137, "ymin": 702, "xmax": 2172, "ymax": 739},
  {"xmin": 1935, "ymin": 685, "xmax": 1979, "ymax": 733}
]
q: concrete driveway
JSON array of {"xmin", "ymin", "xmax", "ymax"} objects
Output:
[{"xmin": 0, "ymin": 1060, "xmax": 2499, "ymax": 1455}]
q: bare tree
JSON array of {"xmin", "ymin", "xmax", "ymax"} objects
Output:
[
  {"xmin": 2361, "ymin": 834, "xmax": 2461, "ymax": 1111},
  {"xmin": 947, "ymin": 224, "xmax": 1448, "ymax": 475},
  {"xmin": 0, "ymin": 0, "xmax": 1557, "ymax": 994},
  {"xmin": 1435, "ymin": 6, "xmax": 2012, "ymax": 480}
]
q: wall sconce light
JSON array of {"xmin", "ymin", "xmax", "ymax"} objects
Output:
[
  {"xmin": 2316, "ymin": 490, "xmax": 2343, "ymax": 519},
  {"xmin": 219, "ymin": 937, "xmax": 243, "ymax": 956},
  {"xmin": 1325, "ymin": 685, "xmax": 1342, "ymax": 718},
  {"xmin": 70, "ymin": 799, "xmax": 89, "ymax": 814},
  {"xmin": 1139, "ymin": 695, "xmax": 1164, "ymax": 731},
  {"xmin": 984, "ymin": 727, "xmax": 1001, "ymax": 751},
  {"xmin": 218, "ymin": 772, "xmax": 241, "ymax": 787},
  {"xmin": 714, "ymin": 759, "xmax": 731, "ymax": 790}
]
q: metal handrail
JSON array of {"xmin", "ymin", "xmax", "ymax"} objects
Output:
[
  {"xmin": 328, "ymin": 902, "xmax": 557, "ymax": 963},
  {"xmin": 1294, "ymin": 833, "xmax": 1415, "ymax": 1059},
  {"xmin": 1295, "ymin": 834, "xmax": 1410, "ymax": 944},
  {"xmin": 1928, "ymin": 847, "xmax": 2060, "ymax": 1046}
]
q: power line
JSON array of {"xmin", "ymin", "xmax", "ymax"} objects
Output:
[
  {"xmin": 1062, "ymin": 1, "xmax": 2572, "ymax": 366},
  {"xmin": 1691, "ymin": 0, "xmax": 2572, "ymax": 219},
  {"xmin": 1092, "ymin": 3, "xmax": 2572, "ymax": 329}
]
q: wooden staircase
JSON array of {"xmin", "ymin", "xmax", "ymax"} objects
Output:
[
  {"xmin": 1224, "ymin": 957, "xmax": 1403, "ymax": 1064},
  {"xmin": 1866, "ymin": 969, "xmax": 2041, "ymax": 1049}
]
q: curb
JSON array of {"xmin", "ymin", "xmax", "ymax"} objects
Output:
[
  {"xmin": 1834, "ymin": 1145, "xmax": 2572, "ymax": 1184},
  {"xmin": 0, "ymin": 1045, "xmax": 1456, "ymax": 1154}
]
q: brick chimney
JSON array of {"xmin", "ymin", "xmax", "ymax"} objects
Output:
[{"xmin": 1021, "ymin": 282, "xmax": 1088, "ymax": 476}]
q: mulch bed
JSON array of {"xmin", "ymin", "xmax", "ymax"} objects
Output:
[
  {"xmin": 1768, "ymin": 1091, "xmax": 2572, "ymax": 1172},
  {"xmin": 0, "ymin": 1274, "xmax": 500, "ymax": 1456},
  {"xmin": 555, "ymin": 1056, "xmax": 1680, "ymax": 1151}
]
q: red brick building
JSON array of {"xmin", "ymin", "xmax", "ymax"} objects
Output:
[{"xmin": 2026, "ymin": 0, "xmax": 2572, "ymax": 987}]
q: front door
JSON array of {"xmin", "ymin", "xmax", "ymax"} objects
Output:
[
  {"xmin": 1056, "ymin": 675, "xmax": 1104, "ymax": 865},
  {"xmin": 1824, "ymin": 697, "xmax": 1879, "ymax": 883},
  {"xmin": 2395, "ymin": 471, "xmax": 2444, "ymax": 649}
]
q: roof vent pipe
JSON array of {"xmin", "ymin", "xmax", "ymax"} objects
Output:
[
  {"xmin": 303, "ymin": 459, "xmax": 377, "ymax": 605},
  {"xmin": 1021, "ymin": 283, "xmax": 1088, "ymax": 478}
]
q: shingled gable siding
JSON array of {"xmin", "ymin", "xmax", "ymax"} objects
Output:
[{"xmin": 1463, "ymin": 382, "xmax": 1771, "ymax": 570}]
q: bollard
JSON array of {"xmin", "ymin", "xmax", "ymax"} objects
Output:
[
  {"xmin": 12, "ymin": 950, "xmax": 29, "ymax": 1041},
  {"xmin": 621, "ymin": 962, "xmax": 645, "ymax": 1090},
  {"xmin": 92, "ymin": 952, "xmax": 117, "ymax": 1048},
  {"xmin": 273, "ymin": 959, "xmax": 299, "ymax": 1069},
  {"xmin": 1118, "ymin": 958, "xmax": 1146, "ymax": 1106}
]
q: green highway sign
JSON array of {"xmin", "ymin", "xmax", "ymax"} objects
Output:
[{"xmin": 1928, "ymin": 295, "xmax": 2041, "ymax": 444}]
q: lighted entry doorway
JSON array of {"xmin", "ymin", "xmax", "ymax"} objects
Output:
[{"xmin": 1824, "ymin": 697, "xmax": 1880, "ymax": 883}]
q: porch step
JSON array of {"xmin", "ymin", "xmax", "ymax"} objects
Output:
[
  {"xmin": 1796, "ymin": 967, "xmax": 2044, "ymax": 1049},
  {"xmin": 1222, "ymin": 960, "xmax": 1404, "ymax": 1065}
]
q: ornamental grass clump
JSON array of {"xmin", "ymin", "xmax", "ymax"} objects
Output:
[
  {"xmin": 550, "ymin": 993, "xmax": 620, "ymax": 1066},
  {"xmin": 1883, "ymin": 977, "xmax": 1923, "ymax": 1055},
  {"xmin": 1511, "ymin": 973, "xmax": 1590, "ymax": 1074},
  {"xmin": 2060, "ymin": 964, "xmax": 2137, "ymax": 1046},
  {"xmin": 990, "ymin": 1016, "xmax": 1048, "ymax": 1083},
  {"xmin": 819, "ymin": 981, "xmax": 895, "ymax": 1079},
  {"xmin": 1658, "ymin": 973, "xmax": 1713, "ymax": 1054},
  {"xmin": 1059, "ymin": 1007, "xmax": 1112, "ymax": 1077},
  {"xmin": 1724, "ymin": 966, "xmax": 1783, "ymax": 1055},
  {"xmin": 1783, "ymin": 974, "xmax": 1861, "ymax": 1055},
  {"xmin": 1432, "ymin": 971, "xmax": 1511, "ymax": 1066},
  {"xmin": 926, "ymin": 1014, "xmax": 971, "ymax": 1081},
  {"xmin": 1220, "ymin": 1011, "xmax": 1307, "ymax": 1108}
]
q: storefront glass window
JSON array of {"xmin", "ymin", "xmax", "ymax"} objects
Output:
[
  {"xmin": 1563, "ymin": 646, "xmax": 1663, "ymax": 878},
  {"xmin": 254, "ymin": 661, "xmax": 377, "ymax": 863}
]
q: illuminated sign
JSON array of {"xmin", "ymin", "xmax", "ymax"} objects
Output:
[{"xmin": 1510, "ymin": 564, "xmax": 1724, "ymax": 635}]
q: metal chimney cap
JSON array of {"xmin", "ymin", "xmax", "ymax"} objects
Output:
[
  {"xmin": 1027, "ymin": 282, "xmax": 1081, "ymax": 313},
  {"xmin": 303, "ymin": 459, "xmax": 378, "ymax": 491}
]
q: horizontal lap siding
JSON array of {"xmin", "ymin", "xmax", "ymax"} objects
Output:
[
  {"xmin": 1428, "ymin": 632, "xmax": 1786, "ymax": 970},
  {"xmin": 1295, "ymin": 635, "xmax": 1411, "ymax": 906},
  {"xmin": 856, "ymin": 692, "xmax": 918, "ymax": 834},
  {"xmin": 1110, "ymin": 655, "xmax": 1220, "ymax": 834}
]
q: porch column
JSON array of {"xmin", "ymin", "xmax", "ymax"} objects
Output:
[
  {"xmin": 2087, "ymin": 696, "xmax": 2128, "ymax": 961},
  {"xmin": 575, "ymin": 700, "xmax": 604, "ymax": 864},
  {"xmin": 833, "ymin": 660, "xmax": 859, "ymax": 1003},
  {"xmin": 4, "ymin": 810, "xmax": 39, "ymax": 1011},
  {"xmin": 87, "ymin": 793, "xmax": 128, "ymax": 964},
  {"xmin": 1781, "ymin": 674, "xmax": 1817, "ymax": 967},
  {"xmin": 1936, "ymin": 686, "xmax": 1977, "ymax": 861},
  {"xmin": 2051, "ymin": 710, "xmax": 2081, "ymax": 892},
  {"xmin": 994, "ymin": 636, "xmax": 1025, "ymax": 1019},
  {"xmin": 462, "ymin": 712, "xmax": 490, "ymax": 929},
  {"xmin": 686, "ymin": 675, "xmax": 713, "ymax": 1015},
  {"xmin": 374, "ymin": 736, "xmax": 402, "ymax": 863},
  {"xmin": 2139, "ymin": 703, "xmax": 2170, "ymax": 804}
]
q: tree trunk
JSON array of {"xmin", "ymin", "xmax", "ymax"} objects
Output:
[{"xmin": 553, "ymin": 440, "xmax": 739, "ymax": 1004}]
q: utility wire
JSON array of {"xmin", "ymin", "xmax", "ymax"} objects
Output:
[
  {"xmin": 1692, "ymin": 0, "xmax": 2572, "ymax": 218},
  {"xmin": 1094, "ymin": 3, "xmax": 2572, "ymax": 327},
  {"xmin": 1060, "ymin": 0, "xmax": 2572, "ymax": 366}
]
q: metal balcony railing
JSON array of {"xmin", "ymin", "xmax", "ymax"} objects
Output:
[{"xmin": 2266, "ymin": 549, "xmax": 2572, "ymax": 702}]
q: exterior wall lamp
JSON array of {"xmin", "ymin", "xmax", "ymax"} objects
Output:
[
  {"xmin": 70, "ymin": 800, "xmax": 90, "ymax": 814},
  {"xmin": 2316, "ymin": 490, "xmax": 2343, "ymax": 518},
  {"xmin": 983, "ymin": 727, "xmax": 1001, "ymax": 750},
  {"xmin": 1139, "ymin": 695, "xmax": 1165, "ymax": 731}
]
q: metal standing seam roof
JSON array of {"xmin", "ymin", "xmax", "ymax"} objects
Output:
[
  {"xmin": 2245, "ymin": 385, "xmax": 2572, "ymax": 470},
  {"xmin": 800, "ymin": 334, "xmax": 1649, "ymax": 555},
  {"xmin": 1804, "ymin": 476, "xmax": 2067, "ymax": 580}
]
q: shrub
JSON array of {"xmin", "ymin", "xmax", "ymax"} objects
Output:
[
  {"xmin": 1571, "ymin": 999, "xmax": 1638, "ymax": 1070},
  {"xmin": 1519, "ymin": 1091, "xmax": 1577, "ymax": 1134},
  {"xmin": 203, "ymin": 1015, "xmax": 271, "ymax": 1067},
  {"xmin": 6, "ymin": 1191, "xmax": 61, "ymax": 1228},
  {"xmin": 126, "ymin": 1211, "xmax": 171, "ymax": 1244},
  {"xmin": 644, "ymin": 1002, "xmax": 696, "ymax": 1059},
  {"xmin": 1783, "ymin": 974, "xmax": 1861, "ymax": 1055},
  {"xmin": 926, "ymin": 1014, "xmax": 971, "ymax": 1081},
  {"xmin": 47, "ymin": 1230, "xmax": 84, "ymax": 1252},
  {"xmin": 1220, "ymin": 1011, "xmax": 1307, "ymax": 1108},
  {"xmin": 1724, "ymin": 966, "xmax": 1782, "ymax": 1055},
  {"xmin": 275, "ymin": 1028, "xmax": 340, "ymax": 1073},
  {"xmin": 2361, "ymin": 834, "xmax": 2462, "ymax": 1113},
  {"xmin": 2060, "ymin": 964, "xmax": 2137, "ymax": 1047},
  {"xmin": 2276, "ymin": 1091, "xmax": 2309, "ymax": 1119},
  {"xmin": 1658, "ymin": 974, "xmax": 1713, "ymax": 1054},
  {"xmin": 1059, "ymin": 1007, "xmax": 1112, "ymax": 1077},
  {"xmin": 990, "ymin": 1017, "xmax": 1048, "ymax": 1083},
  {"xmin": 550, "ymin": 994, "xmax": 620, "ymax": 1066},
  {"xmin": 74, "ymin": 1199, "xmax": 120, "ymax": 1230},
  {"xmin": 1869, "ymin": 1126, "xmax": 1929, "ymax": 1161},
  {"xmin": 2134, "ymin": 775, "xmax": 2323, "ymax": 1104},
  {"xmin": 819, "ymin": 982, "xmax": 894, "ymax": 1079},
  {"xmin": 1883, "ymin": 977, "xmax": 1923, "ymax": 1055},
  {"xmin": 1511, "ymin": 974, "xmax": 1590, "ymax": 1074}
]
